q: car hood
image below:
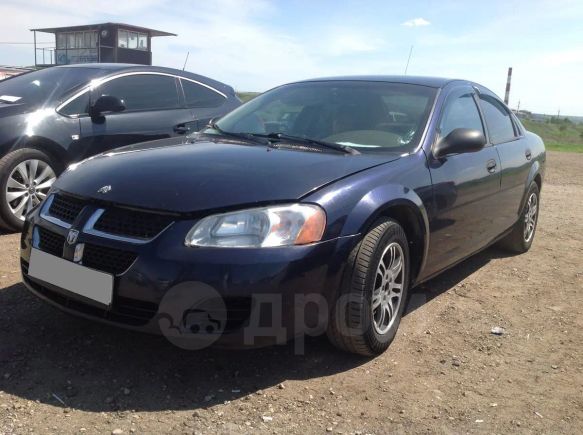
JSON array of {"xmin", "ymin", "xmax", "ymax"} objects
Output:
[{"xmin": 54, "ymin": 136, "xmax": 401, "ymax": 214}]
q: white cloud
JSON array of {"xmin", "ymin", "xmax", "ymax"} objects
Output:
[
  {"xmin": 401, "ymin": 17, "xmax": 431, "ymax": 27},
  {"xmin": 1, "ymin": 0, "xmax": 582, "ymax": 114},
  {"xmin": 322, "ymin": 32, "xmax": 384, "ymax": 56}
]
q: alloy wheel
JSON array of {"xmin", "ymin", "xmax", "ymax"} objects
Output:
[
  {"xmin": 5, "ymin": 159, "xmax": 56, "ymax": 221},
  {"xmin": 523, "ymin": 192, "xmax": 538, "ymax": 243},
  {"xmin": 371, "ymin": 242, "xmax": 405, "ymax": 335}
]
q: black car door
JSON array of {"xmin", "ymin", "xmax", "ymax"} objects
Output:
[
  {"xmin": 424, "ymin": 85, "xmax": 502, "ymax": 277},
  {"xmin": 74, "ymin": 73, "xmax": 193, "ymax": 160},
  {"xmin": 477, "ymin": 91, "xmax": 532, "ymax": 232}
]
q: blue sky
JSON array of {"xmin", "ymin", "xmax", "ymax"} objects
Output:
[{"xmin": 1, "ymin": 0, "xmax": 582, "ymax": 114}]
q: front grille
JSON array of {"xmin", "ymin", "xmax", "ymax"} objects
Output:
[
  {"xmin": 23, "ymin": 276, "xmax": 157, "ymax": 326},
  {"xmin": 37, "ymin": 227, "xmax": 65, "ymax": 257},
  {"xmin": 93, "ymin": 208, "xmax": 173, "ymax": 239},
  {"xmin": 82, "ymin": 243, "xmax": 137, "ymax": 275},
  {"xmin": 115, "ymin": 297, "xmax": 158, "ymax": 323},
  {"xmin": 48, "ymin": 194, "xmax": 85, "ymax": 224},
  {"xmin": 223, "ymin": 297, "xmax": 253, "ymax": 332}
]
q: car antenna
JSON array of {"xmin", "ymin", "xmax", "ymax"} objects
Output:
[
  {"xmin": 404, "ymin": 45, "xmax": 414, "ymax": 75},
  {"xmin": 182, "ymin": 51, "xmax": 190, "ymax": 71}
]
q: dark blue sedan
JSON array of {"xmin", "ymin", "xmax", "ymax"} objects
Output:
[{"xmin": 20, "ymin": 76, "xmax": 545, "ymax": 355}]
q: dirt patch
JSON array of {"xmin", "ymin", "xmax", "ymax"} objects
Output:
[{"xmin": 1, "ymin": 151, "xmax": 582, "ymax": 434}]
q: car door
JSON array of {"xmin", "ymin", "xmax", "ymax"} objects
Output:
[
  {"xmin": 477, "ymin": 91, "xmax": 532, "ymax": 232},
  {"xmin": 424, "ymin": 85, "xmax": 502, "ymax": 276},
  {"xmin": 179, "ymin": 78, "xmax": 231, "ymax": 131},
  {"xmin": 75, "ymin": 73, "xmax": 194, "ymax": 160}
]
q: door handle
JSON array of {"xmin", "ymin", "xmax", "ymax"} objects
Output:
[
  {"xmin": 486, "ymin": 159, "xmax": 497, "ymax": 173},
  {"xmin": 525, "ymin": 149, "xmax": 532, "ymax": 160},
  {"xmin": 173, "ymin": 124, "xmax": 190, "ymax": 134}
]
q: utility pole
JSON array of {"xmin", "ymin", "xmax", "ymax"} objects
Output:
[{"xmin": 504, "ymin": 67, "xmax": 512, "ymax": 105}]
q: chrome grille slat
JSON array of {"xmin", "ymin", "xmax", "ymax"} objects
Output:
[{"xmin": 42, "ymin": 193, "xmax": 174, "ymax": 242}]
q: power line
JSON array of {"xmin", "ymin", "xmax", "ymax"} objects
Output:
[{"xmin": 0, "ymin": 41, "xmax": 54, "ymax": 45}]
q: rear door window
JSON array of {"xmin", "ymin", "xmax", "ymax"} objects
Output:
[
  {"xmin": 181, "ymin": 79, "xmax": 225, "ymax": 108},
  {"xmin": 479, "ymin": 95, "xmax": 516, "ymax": 144}
]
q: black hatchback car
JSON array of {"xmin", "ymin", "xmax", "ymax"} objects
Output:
[
  {"xmin": 0, "ymin": 64, "xmax": 240, "ymax": 230},
  {"xmin": 21, "ymin": 76, "xmax": 545, "ymax": 355}
]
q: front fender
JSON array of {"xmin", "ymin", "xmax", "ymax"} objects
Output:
[
  {"xmin": 344, "ymin": 184, "xmax": 428, "ymax": 235},
  {"xmin": 304, "ymin": 152, "xmax": 433, "ymax": 283}
]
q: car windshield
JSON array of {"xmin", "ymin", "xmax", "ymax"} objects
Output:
[
  {"xmin": 208, "ymin": 81, "xmax": 437, "ymax": 153},
  {"xmin": 0, "ymin": 67, "xmax": 103, "ymax": 107}
]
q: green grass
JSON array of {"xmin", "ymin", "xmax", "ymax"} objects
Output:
[
  {"xmin": 521, "ymin": 118, "xmax": 583, "ymax": 153},
  {"xmin": 544, "ymin": 143, "xmax": 583, "ymax": 153},
  {"xmin": 236, "ymin": 92, "xmax": 261, "ymax": 103}
]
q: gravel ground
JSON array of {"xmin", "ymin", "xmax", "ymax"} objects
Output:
[{"xmin": 0, "ymin": 151, "xmax": 582, "ymax": 434}]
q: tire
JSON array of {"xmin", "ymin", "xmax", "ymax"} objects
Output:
[
  {"xmin": 498, "ymin": 182, "xmax": 540, "ymax": 254},
  {"xmin": 327, "ymin": 218, "xmax": 410, "ymax": 356},
  {"xmin": 0, "ymin": 148, "xmax": 60, "ymax": 232}
]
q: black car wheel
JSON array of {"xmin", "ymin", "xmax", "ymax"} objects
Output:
[
  {"xmin": 327, "ymin": 218, "xmax": 410, "ymax": 356},
  {"xmin": 0, "ymin": 148, "xmax": 58, "ymax": 231},
  {"xmin": 498, "ymin": 182, "xmax": 540, "ymax": 253}
]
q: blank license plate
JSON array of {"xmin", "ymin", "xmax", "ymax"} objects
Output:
[{"xmin": 28, "ymin": 248, "xmax": 114, "ymax": 306}]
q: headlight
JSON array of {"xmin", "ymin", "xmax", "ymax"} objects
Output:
[{"xmin": 185, "ymin": 204, "xmax": 326, "ymax": 248}]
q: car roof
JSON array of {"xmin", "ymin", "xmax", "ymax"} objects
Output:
[
  {"xmin": 54, "ymin": 63, "xmax": 235, "ymax": 94},
  {"xmin": 298, "ymin": 75, "xmax": 461, "ymax": 88}
]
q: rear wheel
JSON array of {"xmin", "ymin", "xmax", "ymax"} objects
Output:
[
  {"xmin": 327, "ymin": 218, "xmax": 410, "ymax": 356},
  {"xmin": 0, "ymin": 148, "xmax": 58, "ymax": 231},
  {"xmin": 498, "ymin": 182, "xmax": 540, "ymax": 253}
]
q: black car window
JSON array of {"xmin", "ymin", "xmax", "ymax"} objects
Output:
[
  {"xmin": 59, "ymin": 92, "xmax": 90, "ymax": 116},
  {"xmin": 439, "ymin": 92, "xmax": 484, "ymax": 139},
  {"xmin": 479, "ymin": 95, "xmax": 516, "ymax": 144},
  {"xmin": 181, "ymin": 79, "xmax": 225, "ymax": 108},
  {"xmin": 96, "ymin": 74, "xmax": 180, "ymax": 111},
  {"xmin": 212, "ymin": 81, "xmax": 437, "ymax": 153}
]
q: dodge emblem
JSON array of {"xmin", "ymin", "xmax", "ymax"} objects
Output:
[
  {"xmin": 97, "ymin": 185, "xmax": 112, "ymax": 194},
  {"xmin": 66, "ymin": 229, "xmax": 79, "ymax": 245}
]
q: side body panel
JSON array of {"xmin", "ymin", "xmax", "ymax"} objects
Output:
[
  {"xmin": 0, "ymin": 110, "xmax": 80, "ymax": 163},
  {"xmin": 421, "ymin": 83, "xmax": 503, "ymax": 279},
  {"xmin": 76, "ymin": 108, "xmax": 193, "ymax": 161}
]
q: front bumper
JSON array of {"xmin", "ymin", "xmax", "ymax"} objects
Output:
[{"xmin": 20, "ymin": 205, "xmax": 359, "ymax": 348}]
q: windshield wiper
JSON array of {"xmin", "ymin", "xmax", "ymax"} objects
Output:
[
  {"xmin": 257, "ymin": 132, "xmax": 360, "ymax": 155},
  {"xmin": 203, "ymin": 122, "xmax": 269, "ymax": 145}
]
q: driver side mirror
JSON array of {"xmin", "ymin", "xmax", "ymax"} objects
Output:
[
  {"xmin": 89, "ymin": 95, "xmax": 126, "ymax": 118},
  {"xmin": 434, "ymin": 128, "xmax": 486, "ymax": 158}
]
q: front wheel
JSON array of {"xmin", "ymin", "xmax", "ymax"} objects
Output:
[
  {"xmin": 498, "ymin": 182, "xmax": 540, "ymax": 253},
  {"xmin": 327, "ymin": 218, "xmax": 410, "ymax": 356},
  {"xmin": 0, "ymin": 148, "xmax": 58, "ymax": 231}
]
